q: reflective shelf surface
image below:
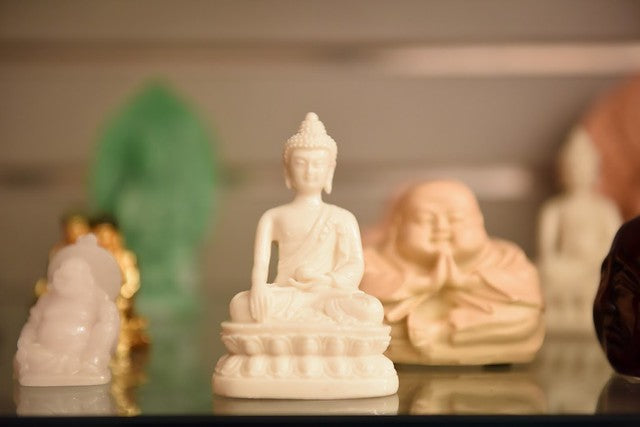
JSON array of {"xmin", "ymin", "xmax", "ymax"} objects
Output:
[{"xmin": 2, "ymin": 294, "xmax": 639, "ymax": 418}]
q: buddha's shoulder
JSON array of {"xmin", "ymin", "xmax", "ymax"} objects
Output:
[
  {"xmin": 256, "ymin": 206, "xmax": 283, "ymax": 225},
  {"xmin": 485, "ymin": 238, "xmax": 533, "ymax": 266},
  {"xmin": 326, "ymin": 204, "xmax": 358, "ymax": 223},
  {"xmin": 260, "ymin": 203, "xmax": 359, "ymax": 224}
]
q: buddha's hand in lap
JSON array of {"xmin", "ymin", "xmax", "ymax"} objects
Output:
[
  {"xmin": 288, "ymin": 266, "xmax": 334, "ymax": 291},
  {"xmin": 288, "ymin": 274, "xmax": 333, "ymax": 292},
  {"xmin": 249, "ymin": 283, "xmax": 271, "ymax": 322}
]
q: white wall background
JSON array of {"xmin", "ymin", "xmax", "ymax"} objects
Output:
[{"xmin": 1, "ymin": 0, "xmax": 639, "ymax": 303}]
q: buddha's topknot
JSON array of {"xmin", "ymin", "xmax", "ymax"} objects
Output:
[{"xmin": 283, "ymin": 112, "xmax": 337, "ymax": 164}]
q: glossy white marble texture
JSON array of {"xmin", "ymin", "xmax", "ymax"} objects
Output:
[
  {"xmin": 15, "ymin": 234, "xmax": 121, "ymax": 387},
  {"xmin": 213, "ymin": 113, "xmax": 398, "ymax": 399}
]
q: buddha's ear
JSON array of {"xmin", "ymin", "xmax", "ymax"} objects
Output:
[
  {"xmin": 284, "ymin": 169, "xmax": 292, "ymax": 190},
  {"xmin": 324, "ymin": 164, "xmax": 336, "ymax": 194}
]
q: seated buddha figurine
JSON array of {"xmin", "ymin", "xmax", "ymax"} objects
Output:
[
  {"xmin": 213, "ymin": 112, "xmax": 398, "ymax": 399},
  {"xmin": 361, "ymin": 180, "xmax": 544, "ymax": 365},
  {"xmin": 537, "ymin": 127, "xmax": 621, "ymax": 335},
  {"xmin": 16, "ymin": 234, "xmax": 121, "ymax": 386}
]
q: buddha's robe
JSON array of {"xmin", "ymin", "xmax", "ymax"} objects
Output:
[
  {"xmin": 361, "ymin": 240, "xmax": 543, "ymax": 353},
  {"xmin": 230, "ymin": 204, "xmax": 383, "ymax": 325}
]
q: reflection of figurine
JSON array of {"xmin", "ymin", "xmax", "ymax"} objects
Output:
[
  {"xmin": 396, "ymin": 366, "xmax": 546, "ymax": 414},
  {"xmin": 16, "ymin": 235, "xmax": 121, "ymax": 386},
  {"xmin": 212, "ymin": 394, "xmax": 399, "ymax": 415},
  {"xmin": 537, "ymin": 127, "xmax": 621, "ymax": 335},
  {"xmin": 534, "ymin": 335, "xmax": 611, "ymax": 413},
  {"xmin": 596, "ymin": 374, "xmax": 640, "ymax": 414},
  {"xmin": 15, "ymin": 384, "xmax": 116, "ymax": 415},
  {"xmin": 213, "ymin": 113, "xmax": 398, "ymax": 399},
  {"xmin": 361, "ymin": 180, "xmax": 544, "ymax": 365},
  {"xmin": 110, "ymin": 350, "xmax": 148, "ymax": 416},
  {"xmin": 594, "ymin": 216, "xmax": 640, "ymax": 377}
]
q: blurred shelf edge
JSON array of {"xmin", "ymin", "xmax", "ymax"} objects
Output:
[
  {"xmin": 1, "ymin": 41, "xmax": 640, "ymax": 77},
  {"xmin": 2, "ymin": 0, "xmax": 640, "ymax": 44},
  {"xmin": 0, "ymin": 161, "xmax": 551, "ymax": 201}
]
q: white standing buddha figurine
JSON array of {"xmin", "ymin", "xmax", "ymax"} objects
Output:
[
  {"xmin": 16, "ymin": 234, "xmax": 121, "ymax": 386},
  {"xmin": 213, "ymin": 112, "xmax": 398, "ymax": 399},
  {"xmin": 537, "ymin": 127, "xmax": 621, "ymax": 335}
]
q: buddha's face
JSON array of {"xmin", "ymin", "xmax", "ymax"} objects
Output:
[
  {"xmin": 51, "ymin": 258, "xmax": 95, "ymax": 299},
  {"xmin": 559, "ymin": 128, "xmax": 598, "ymax": 191},
  {"xmin": 395, "ymin": 182, "xmax": 488, "ymax": 263},
  {"xmin": 285, "ymin": 148, "xmax": 335, "ymax": 194},
  {"xmin": 560, "ymin": 149, "xmax": 598, "ymax": 191},
  {"xmin": 594, "ymin": 217, "xmax": 640, "ymax": 376}
]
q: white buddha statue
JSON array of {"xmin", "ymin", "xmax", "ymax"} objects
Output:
[
  {"xmin": 537, "ymin": 126, "xmax": 621, "ymax": 335},
  {"xmin": 213, "ymin": 112, "xmax": 398, "ymax": 399},
  {"xmin": 16, "ymin": 234, "xmax": 121, "ymax": 386},
  {"xmin": 361, "ymin": 180, "xmax": 545, "ymax": 365}
]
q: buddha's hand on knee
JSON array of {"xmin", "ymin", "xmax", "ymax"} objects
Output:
[
  {"xmin": 249, "ymin": 283, "xmax": 270, "ymax": 322},
  {"xmin": 294, "ymin": 266, "xmax": 317, "ymax": 281}
]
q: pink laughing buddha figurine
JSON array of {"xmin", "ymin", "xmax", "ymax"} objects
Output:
[{"xmin": 361, "ymin": 180, "xmax": 545, "ymax": 366}]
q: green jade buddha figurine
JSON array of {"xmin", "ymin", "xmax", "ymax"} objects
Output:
[{"xmin": 90, "ymin": 83, "xmax": 217, "ymax": 317}]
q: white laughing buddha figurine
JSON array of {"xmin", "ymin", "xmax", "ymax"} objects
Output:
[
  {"xmin": 213, "ymin": 113, "xmax": 398, "ymax": 399},
  {"xmin": 16, "ymin": 234, "xmax": 121, "ymax": 386}
]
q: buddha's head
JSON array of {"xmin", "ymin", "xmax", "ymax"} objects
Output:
[
  {"xmin": 392, "ymin": 180, "xmax": 488, "ymax": 264},
  {"xmin": 51, "ymin": 258, "xmax": 96, "ymax": 299},
  {"xmin": 558, "ymin": 126, "xmax": 599, "ymax": 192},
  {"xmin": 283, "ymin": 113, "xmax": 337, "ymax": 195},
  {"xmin": 48, "ymin": 234, "xmax": 122, "ymax": 301},
  {"xmin": 594, "ymin": 216, "xmax": 640, "ymax": 377}
]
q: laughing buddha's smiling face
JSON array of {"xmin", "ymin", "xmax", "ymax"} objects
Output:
[{"xmin": 395, "ymin": 181, "xmax": 488, "ymax": 264}]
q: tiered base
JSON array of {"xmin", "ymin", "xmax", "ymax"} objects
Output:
[
  {"xmin": 213, "ymin": 322, "xmax": 398, "ymax": 399},
  {"xmin": 214, "ymin": 371, "xmax": 398, "ymax": 399}
]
